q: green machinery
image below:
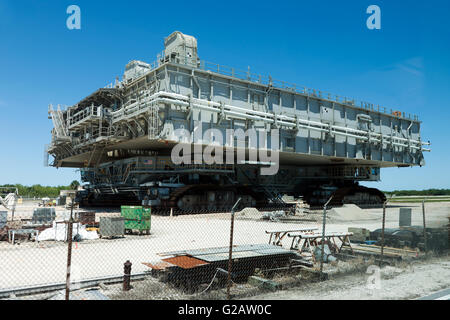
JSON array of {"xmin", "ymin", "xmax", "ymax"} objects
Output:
[{"xmin": 121, "ymin": 206, "xmax": 151, "ymax": 235}]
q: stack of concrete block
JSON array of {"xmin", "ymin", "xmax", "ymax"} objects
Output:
[
  {"xmin": 248, "ymin": 276, "xmax": 282, "ymax": 291},
  {"xmin": 348, "ymin": 227, "xmax": 371, "ymax": 243},
  {"xmin": 32, "ymin": 207, "xmax": 56, "ymax": 224},
  {"xmin": 0, "ymin": 211, "xmax": 7, "ymax": 229}
]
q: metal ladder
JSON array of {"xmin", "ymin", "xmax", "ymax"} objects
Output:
[
  {"xmin": 148, "ymin": 102, "xmax": 159, "ymax": 139},
  {"xmin": 48, "ymin": 104, "xmax": 68, "ymax": 138}
]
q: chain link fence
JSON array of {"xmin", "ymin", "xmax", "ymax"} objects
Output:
[{"xmin": 0, "ymin": 197, "xmax": 448, "ymax": 300}]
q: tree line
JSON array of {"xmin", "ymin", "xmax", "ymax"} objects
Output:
[
  {"xmin": 2, "ymin": 183, "xmax": 449, "ymax": 198},
  {"xmin": 0, "ymin": 181, "xmax": 80, "ymax": 198},
  {"xmin": 384, "ymin": 189, "xmax": 450, "ymax": 196}
]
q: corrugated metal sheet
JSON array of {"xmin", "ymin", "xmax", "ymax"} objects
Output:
[
  {"xmin": 254, "ymin": 248, "xmax": 292, "ymax": 255},
  {"xmin": 199, "ymin": 251, "xmax": 262, "ymax": 262},
  {"xmin": 162, "ymin": 255, "xmax": 209, "ymax": 269},
  {"xmin": 142, "ymin": 261, "xmax": 174, "ymax": 270},
  {"xmin": 158, "ymin": 244, "xmax": 293, "ymax": 264},
  {"xmin": 160, "ymin": 243, "xmax": 282, "ymax": 257}
]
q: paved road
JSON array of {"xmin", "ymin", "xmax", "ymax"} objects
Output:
[{"xmin": 418, "ymin": 288, "xmax": 450, "ymax": 300}]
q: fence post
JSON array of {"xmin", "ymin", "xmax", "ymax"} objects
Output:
[
  {"xmin": 422, "ymin": 200, "xmax": 427, "ymax": 253},
  {"xmin": 379, "ymin": 201, "xmax": 386, "ymax": 266},
  {"xmin": 123, "ymin": 260, "xmax": 132, "ymax": 291},
  {"xmin": 65, "ymin": 201, "xmax": 74, "ymax": 300},
  {"xmin": 227, "ymin": 198, "xmax": 241, "ymax": 300},
  {"xmin": 319, "ymin": 196, "xmax": 333, "ymax": 280}
]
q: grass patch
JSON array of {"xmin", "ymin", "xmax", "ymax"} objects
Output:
[{"xmin": 390, "ymin": 198, "xmax": 450, "ymax": 203}]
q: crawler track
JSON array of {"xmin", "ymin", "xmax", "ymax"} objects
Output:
[{"xmin": 149, "ymin": 204, "xmax": 297, "ymax": 216}]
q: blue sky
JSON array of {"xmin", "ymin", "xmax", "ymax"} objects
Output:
[{"xmin": 0, "ymin": 0, "xmax": 449, "ymax": 190}]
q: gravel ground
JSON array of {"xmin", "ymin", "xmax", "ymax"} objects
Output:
[
  {"xmin": 248, "ymin": 254, "xmax": 450, "ymax": 300},
  {"xmin": 0, "ymin": 200, "xmax": 448, "ymax": 296}
]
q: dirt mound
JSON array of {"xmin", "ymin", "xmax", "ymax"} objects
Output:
[
  {"xmin": 327, "ymin": 204, "xmax": 374, "ymax": 222},
  {"xmin": 237, "ymin": 207, "xmax": 261, "ymax": 217}
]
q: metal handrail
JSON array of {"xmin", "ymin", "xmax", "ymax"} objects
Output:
[
  {"xmin": 103, "ymin": 50, "xmax": 419, "ymax": 121},
  {"xmin": 197, "ymin": 59, "xmax": 419, "ymax": 121}
]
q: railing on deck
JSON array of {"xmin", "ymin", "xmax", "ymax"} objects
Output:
[{"xmin": 104, "ymin": 51, "xmax": 420, "ymax": 121}]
